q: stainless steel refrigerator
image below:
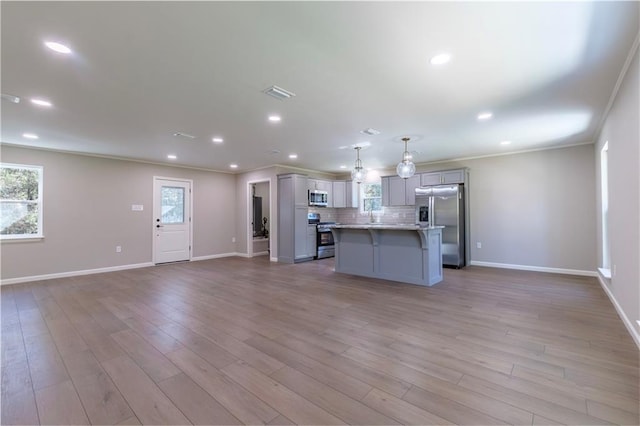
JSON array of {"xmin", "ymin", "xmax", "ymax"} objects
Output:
[{"xmin": 415, "ymin": 184, "xmax": 465, "ymax": 268}]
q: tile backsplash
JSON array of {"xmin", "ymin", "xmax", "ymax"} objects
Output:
[{"xmin": 310, "ymin": 206, "xmax": 416, "ymax": 225}]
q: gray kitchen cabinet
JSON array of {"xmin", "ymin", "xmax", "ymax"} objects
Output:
[
  {"xmin": 381, "ymin": 177, "xmax": 389, "ymax": 207},
  {"xmin": 382, "ymin": 175, "xmax": 422, "ymax": 206},
  {"xmin": 278, "ymin": 173, "xmax": 313, "ymax": 263},
  {"xmin": 420, "ymin": 169, "xmax": 465, "ymax": 186},
  {"xmin": 332, "ymin": 181, "xmax": 346, "ymax": 208},
  {"xmin": 389, "ymin": 176, "xmax": 406, "ymax": 206},
  {"xmin": 345, "ymin": 180, "xmax": 358, "ymax": 208},
  {"xmin": 421, "ymin": 172, "xmax": 442, "ymax": 186},
  {"xmin": 307, "ymin": 224, "xmax": 317, "ymax": 258},
  {"xmin": 404, "ymin": 175, "xmax": 421, "ymax": 205}
]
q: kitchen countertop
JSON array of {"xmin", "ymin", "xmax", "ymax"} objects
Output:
[{"xmin": 329, "ymin": 223, "xmax": 444, "ymax": 230}]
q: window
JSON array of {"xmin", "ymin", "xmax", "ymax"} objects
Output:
[
  {"xmin": 361, "ymin": 183, "xmax": 382, "ymax": 213},
  {"xmin": 1, "ymin": 163, "xmax": 43, "ymax": 239}
]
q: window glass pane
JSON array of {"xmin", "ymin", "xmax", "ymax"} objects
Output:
[
  {"xmin": 1, "ymin": 202, "xmax": 39, "ymax": 235},
  {"xmin": 363, "ymin": 198, "xmax": 382, "ymax": 211},
  {"xmin": 0, "ymin": 167, "xmax": 39, "ymax": 200},
  {"xmin": 161, "ymin": 186, "xmax": 185, "ymax": 223},
  {"xmin": 363, "ymin": 183, "xmax": 381, "ymax": 198},
  {"xmin": 362, "ymin": 183, "xmax": 382, "ymax": 212}
]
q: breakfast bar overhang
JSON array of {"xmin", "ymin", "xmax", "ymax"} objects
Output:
[{"xmin": 330, "ymin": 224, "xmax": 444, "ymax": 286}]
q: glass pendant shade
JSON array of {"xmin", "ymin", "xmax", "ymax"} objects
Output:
[
  {"xmin": 351, "ymin": 168, "xmax": 366, "ymax": 183},
  {"xmin": 351, "ymin": 146, "xmax": 366, "ymax": 184},
  {"xmin": 396, "ymin": 161, "xmax": 416, "ymax": 179},
  {"xmin": 397, "ymin": 137, "xmax": 416, "ymax": 179}
]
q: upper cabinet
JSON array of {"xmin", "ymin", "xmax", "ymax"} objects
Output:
[
  {"xmin": 332, "ymin": 180, "xmax": 358, "ymax": 208},
  {"xmin": 381, "ymin": 175, "xmax": 421, "ymax": 206},
  {"xmin": 332, "ymin": 181, "xmax": 346, "ymax": 208},
  {"xmin": 421, "ymin": 169, "xmax": 465, "ymax": 186},
  {"xmin": 383, "ymin": 168, "xmax": 467, "ymax": 206}
]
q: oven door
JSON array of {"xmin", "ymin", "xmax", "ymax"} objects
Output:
[{"xmin": 316, "ymin": 227, "xmax": 335, "ymax": 258}]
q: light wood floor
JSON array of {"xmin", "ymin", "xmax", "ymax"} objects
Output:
[{"xmin": 2, "ymin": 257, "xmax": 638, "ymax": 425}]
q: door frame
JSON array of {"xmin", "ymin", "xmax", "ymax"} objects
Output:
[
  {"xmin": 152, "ymin": 176, "xmax": 194, "ymax": 264},
  {"xmin": 246, "ymin": 178, "xmax": 272, "ymax": 258}
]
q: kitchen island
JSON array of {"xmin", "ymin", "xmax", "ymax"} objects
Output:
[{"xmin": 330, "ymin": 224, "xmax": 443, "ymax": 286}]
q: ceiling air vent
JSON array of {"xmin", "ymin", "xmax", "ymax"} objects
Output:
[
  {"xmin": 173, "ymin": 132, "xmax": 196, "ymax": 139},
  {"xmin": 360, "ymin": 128, "xmax": 381, "ymax": 136},
  {"xmin": 263, "ymin": 85, "xmax": 296, "ymax": 101}
]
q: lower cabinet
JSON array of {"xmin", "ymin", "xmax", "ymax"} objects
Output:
[{"xmin": 307, "ymin": 225, "xmax": 317, "ymax": 258}]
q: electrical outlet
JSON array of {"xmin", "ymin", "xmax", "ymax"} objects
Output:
[
  {"xmin": 476, "ymin": 242, "xmax": 482, "ymax": 249},
  {"xmin": 116, "ymin": 246, "xmax": 122, "ymax": 253},
  {"xmin": 232, "ymin": 237, "xmax": 236, "ymax": 243}
]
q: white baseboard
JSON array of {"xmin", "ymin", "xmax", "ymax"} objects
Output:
[
  {"xmin": 2, "ymin": 252, "xmax": 273, "ymax": 285},
  {"xmin": 252, "ymin": 251, "xmax": 269, "ymax": 257},
  {"xmin": 0, "ymin": 262, "xmax": 154, "ymax": 286},
  {"xmin": 191, "ymin": 252, "xmax": 238, "ymax": 262},
  {"xmin": 596, "ymin": 273, "xmax": 640, "ymax": 350},
  {"xmin": 469, "ymin": 261, "xmax": 597, "ymax": 277}
]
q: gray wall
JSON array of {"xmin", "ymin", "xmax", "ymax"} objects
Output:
[
  {"xmin": 463, "ymin": 145, "xmax": 596, "ymax": 271},
  {"xmin": 1, "ymin": 146, "xmax": 237, "ymax": 280},
  {"xmin": 595, "ymin": 44, "xmax": 639, "ymax": 337}
]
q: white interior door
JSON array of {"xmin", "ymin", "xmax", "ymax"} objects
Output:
[{"xmin": 153, "ymin": 178, "xmax": 191, "ymax": 264}]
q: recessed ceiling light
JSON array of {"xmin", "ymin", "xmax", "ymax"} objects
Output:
[
  {"xmin": 230, "ymin": 164, "xmax": 238, "ymax": 169},
  {"xmin": 339, "ymin": 165, "xmax": 347, "ymax": 169},
  {"xmin": 288, "ymin": 154, "xmax": 298, "ymax": 159},
  {"xmin": 477, "ymin": 112, "xmax": 493, "ymax": 120},
  {"xmin": 430, "ymin": 53, "xmax": 451, "ymax": 65},
  {"xmin": 31, "ymin": 98, "xmax": 52, "ymax": 107},
  {"xmin": 2, "ymin": 94, "xmax": 21, "ymax": 103},
  {"xmin": 212, "ymin": 137, "xmax": 223, "ymax": 143},
  {"xmin": 167, "ymin": 154, "xmax": 177, "ymax": 160},
  {"xmin": 44, "ymin": 41, "xmax": 72, "ymax": 54},
  {"xmin": 500, "ymin": 140, "xmax": 512, "ymax": 145},
  {"xmin": 268, "ymin": 115, "xmax": 281, "ymax": 122},
  {"xmin": 22, "ymin": 133, "xmax": 39, "ymax": 139}
]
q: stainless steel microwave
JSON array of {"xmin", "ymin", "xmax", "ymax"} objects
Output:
[{"xmin": 308, "ymin": 190, "xmax": 328, "ymax": 207}]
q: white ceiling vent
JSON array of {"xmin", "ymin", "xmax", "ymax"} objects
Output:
[
  {"xmin": 263, "ymin": 85, "xmax": 296, "ymax": 101},
  {"xmin": 360, "ymin": 128, "xmax": 381, "ymax": 136},
  {"xmin": 173, "ymin": 132, "xmax": 196, "ymax": 139}
]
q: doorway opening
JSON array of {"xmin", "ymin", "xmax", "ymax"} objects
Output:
[{"xmin": 247, "ymin": 179, "xmax": 271, "ymax": 258}]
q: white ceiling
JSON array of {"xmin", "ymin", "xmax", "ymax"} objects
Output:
[{"xmin": 2, "ymin": 2, "xmax": 638, "ymax": 174}]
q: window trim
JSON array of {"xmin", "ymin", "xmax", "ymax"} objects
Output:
[{"xmin": 1, "ymin": 163, "xmax": 44, "ymax": 240}]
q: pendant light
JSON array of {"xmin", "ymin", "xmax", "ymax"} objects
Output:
[
  {"xmin": 351, "ymin": 146, "xmax": 367, "ymax": 184},
  {"xmin": 396, "ymin": 137, "xmax": 416, "ymax": 179}
]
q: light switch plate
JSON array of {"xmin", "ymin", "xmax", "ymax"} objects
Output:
[{"xmin": 131, "ymin": 204, "xmax": 144, "ymax": 211}]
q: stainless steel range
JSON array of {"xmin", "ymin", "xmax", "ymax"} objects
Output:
[{"xmin": 308, "ymin": 213, "xmax": 336, "ymax": 259}]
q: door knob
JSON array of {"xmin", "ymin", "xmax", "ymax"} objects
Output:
[{"xmin": 156, "ymin": 224, "xmax": 163, "ymax": 228}]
